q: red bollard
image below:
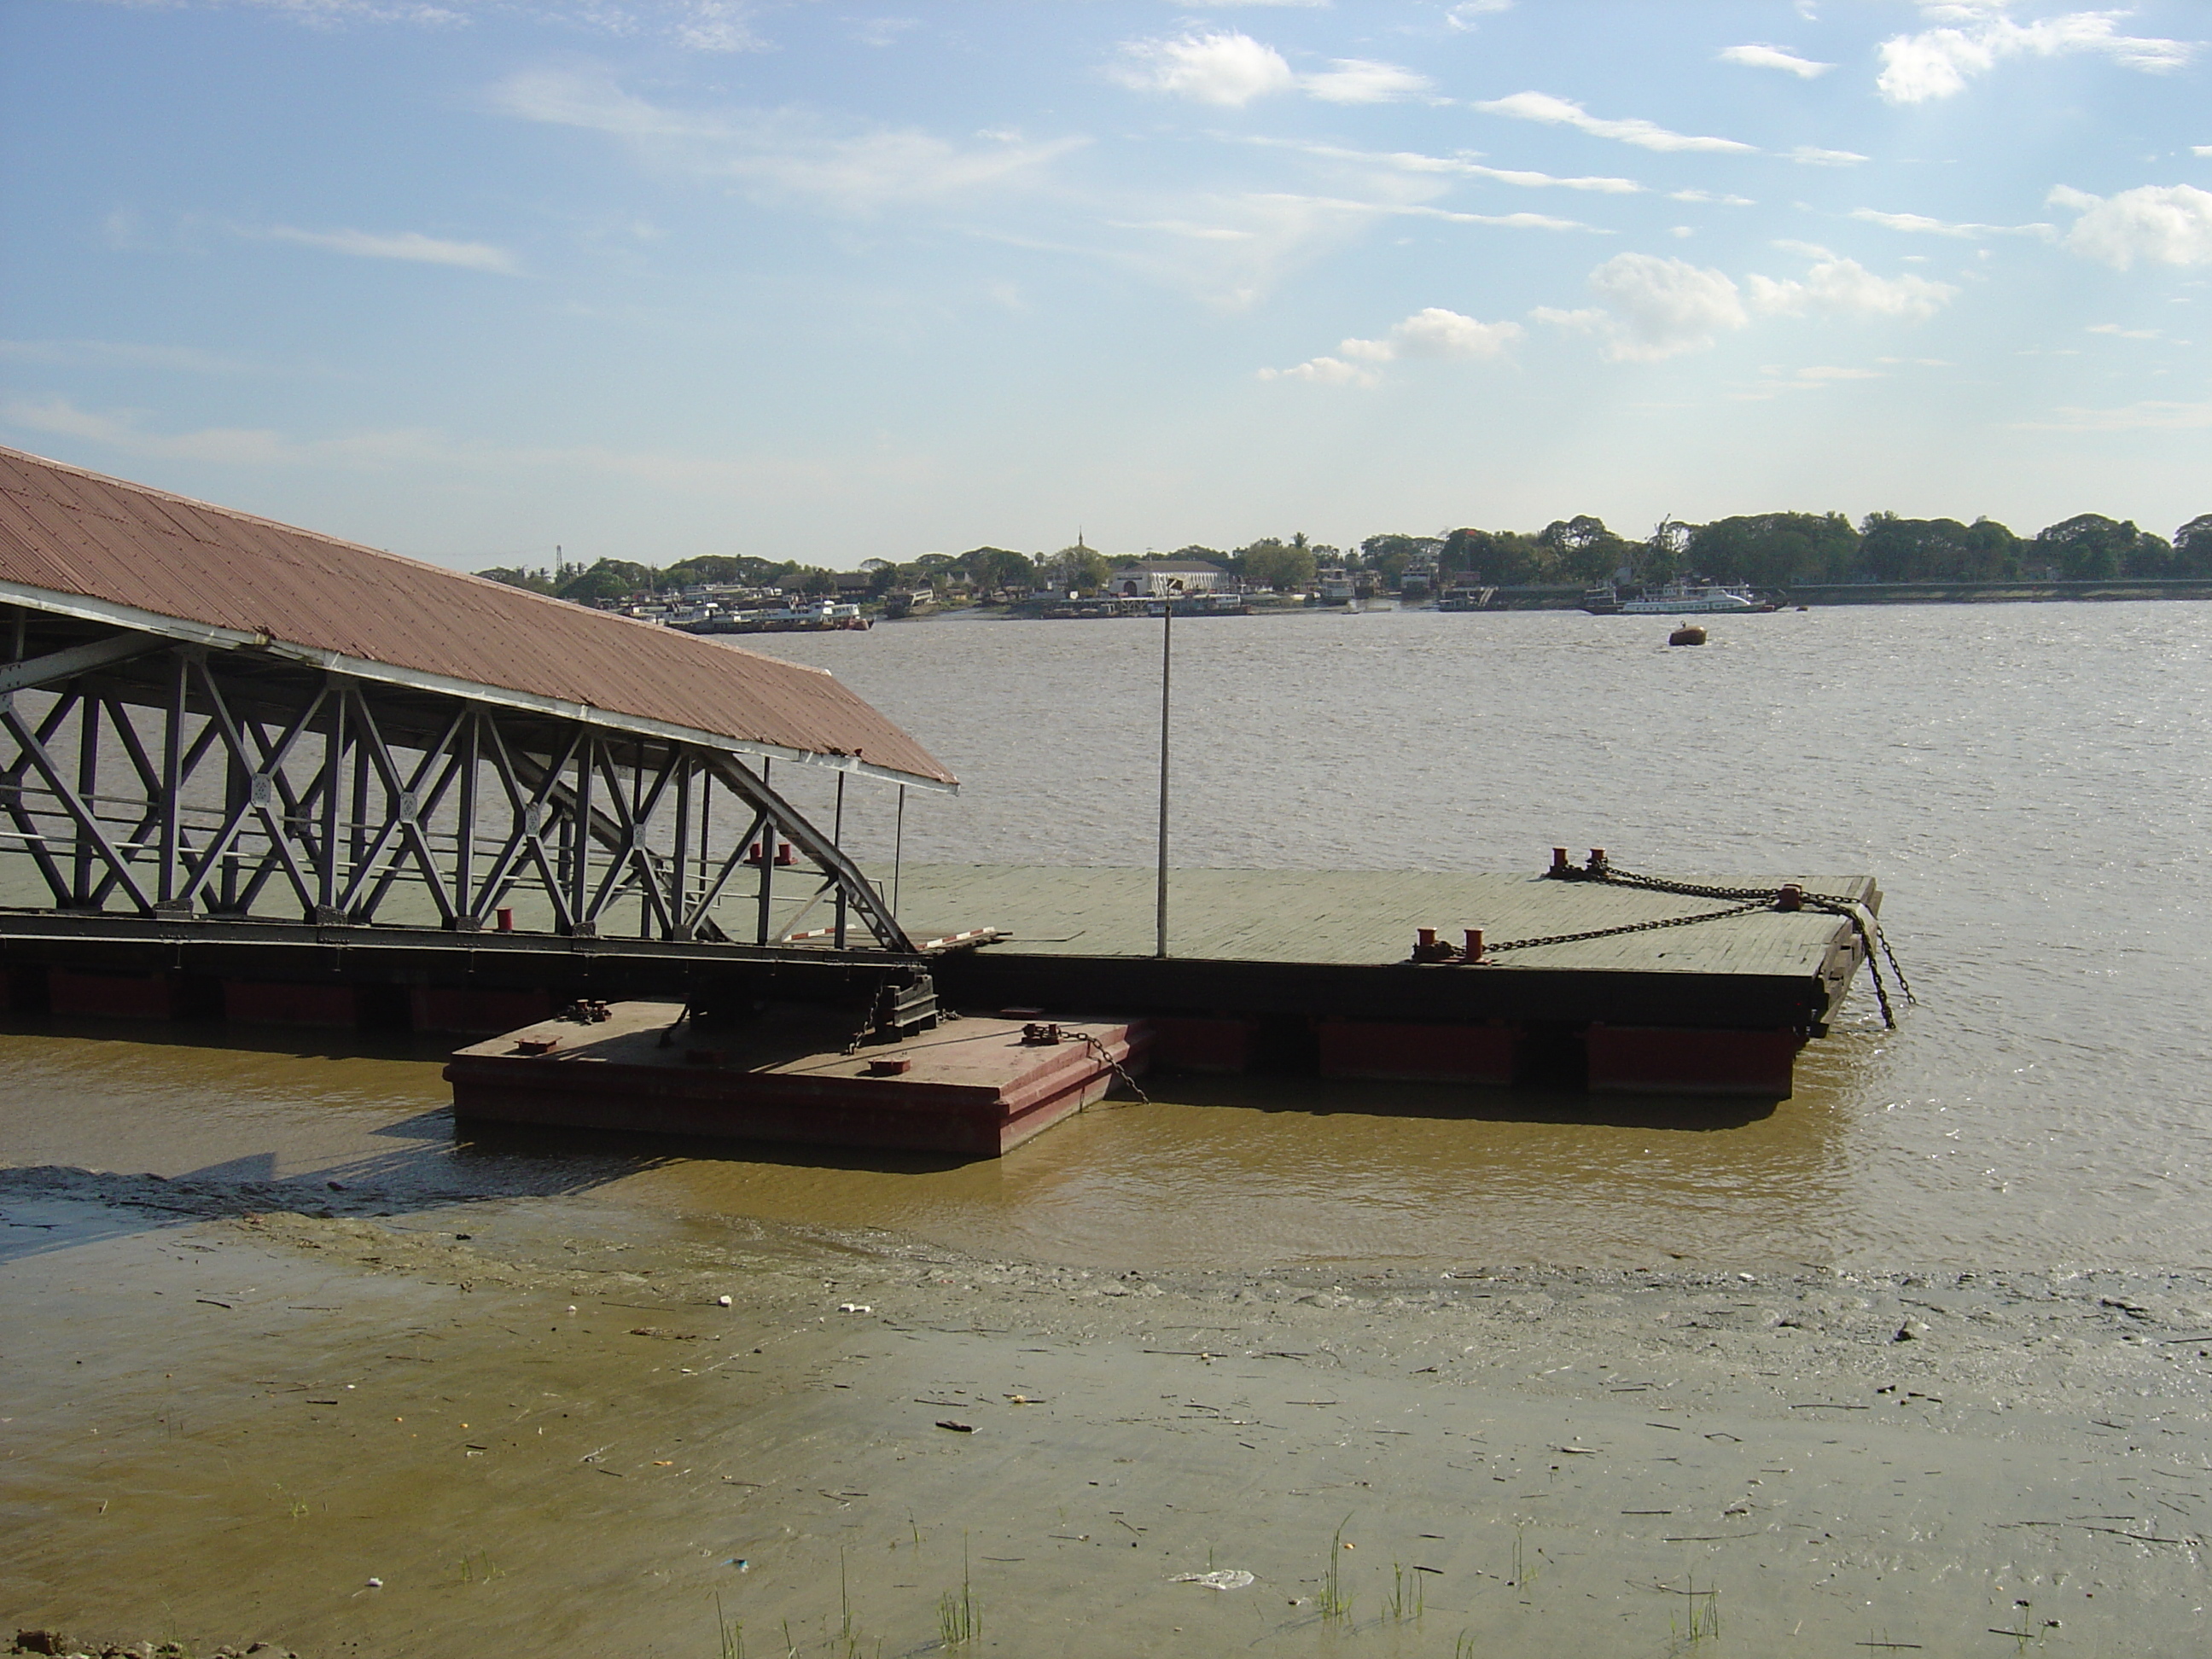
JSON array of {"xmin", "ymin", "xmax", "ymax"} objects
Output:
[
  {"xmin": 1586, "ymin": 847, "xmax": 1609, "ymax": 875},
  {"xmin": 775, "ymin": 842, "xmax": 795, "ymax": 866},
  {"xmin": 1549, "ymin": 847, "xmax": 1573, "ymax": 877},
  {"xmin": 1463, "ymin": 928, "xmax": 1485, "ymax": 963},
  {"xmin": 496, "ymin": 907, "xmax": 515, "ymax": 932},
  {"xmin": 1777, "ymin": 883, "xmax": 1803, "ymax": 912}
]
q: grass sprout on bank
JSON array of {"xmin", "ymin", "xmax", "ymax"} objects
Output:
[
  {"xmin": 937, "ymin": 1534, "xmax": 980, "ymax": 1648},
  {"xmin": 714, "ymin": 1593, "xmax": 742, "ymax": 1659},
  {"xmin": 456, "ymin": 1548, "xmax": 503, "ymax": 1584},
  {"xmin": 1318, "ymin": 1516, "xmax": 1353, "ymax": 1625},
  {"xmin": 1667, "ymin": 1574, "xmax": 1720, "ymax": 1651},
  {"xmin": 1385, "ymin": 1559, "xmax": 1423, "ymax": 1622},
  {"xmin": 1454, "ymin": 1632, "xmax": 1477, "ymax": 1659}
]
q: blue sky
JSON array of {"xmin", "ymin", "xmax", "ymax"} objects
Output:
[{"xmin": 2, "ymin": 0, "xmax": 2207, "ymax": 569}]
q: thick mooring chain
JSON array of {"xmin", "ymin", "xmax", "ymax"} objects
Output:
[
  {"xmin": 1586, "ymin": 863, "xmax": 1914, "ymax": 1029},
  {"xmin": 1480, "ymin": 898, "xmax": 1773, "ymax": 958},
  {"xmin": 1464, "ymin": 861, "xmax": 1915, "ymax": 1030}
]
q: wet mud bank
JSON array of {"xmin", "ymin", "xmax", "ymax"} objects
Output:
[{"xmin": 5, "ymin": 1166, "xmax": 2210, "ymax": 1658}]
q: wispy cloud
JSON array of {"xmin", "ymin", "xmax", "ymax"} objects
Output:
[
  {"xmin": 492, "ymin": 68, "xmax": 1082, "ymax": 214},
  {"xmin": 1533, "ymin": 247, "xmax": 1957, "ymax": 362},
  {"xmin": 0, "ymin": 339, "xmax": 262, "ymax": 375},
  {"xmin": 1791, "ymin": 145, "xmax": 1868, "ymax": 167},
  {"xmin": 1877, "ymin": 8, "xmax": 2197, "ymax": 104},
  {"xmin": 1444, "ymin": 0, "xmax": 1513, "ymax": 26},
  {"xmin": 1747, "ymin": 253, "xmax": 1957, "ymax": 320},
  {"xmin": 1732, "ymin": 362, "xmax": 1888, "ymax": 400},
  {"xmin": 1720, "ymin": 44, "xmax": 1834, "ymax": 78},
  {"xmin": 2050, "ymin": 183, "xmax": 2212, "ymax": 269},
  {"xmin": 1250, "ymin": 137, "xmax": 1641, "ymax": 194},
  {"xmin": 82, "ymin": 0, "xmax": 771, "ymax": 53},
  {"xmin": 1302, "ymin": 59, "xmax": 1437, "ymax": 105},
  {"xmin": 1475, "ymin": 92, "xmax": 1757, "ymax": 154},
  {"xmin": 1851, "ymin": 207, "xmax": 2053, "ymax": 239},
  {"xmin": 1107, "ymin": 31, "xmax": 1431, "ymax": 106},
  {"xmin": 0, "ymin": 395, "xmax": 857, "ymax": 496},
  {"xmin": 2013, "ymin": 399, "xmax": 2212, "ymax": 432},
  {"xmin": 2087, "ymin": 323, "xmax": 2160, "ymax": 339},
  {"xmin": 1109, "ymin": 30, "xmax": 1295, "ymax": 106},
  {"xmin": 1534, "ymin": 253, "xmax": 1748, "ymax": 360},
  {"xmin": 0, "ymin": 396, "xmax": 444, "ymax": 469},
  {"xmin": 1261, "ymin": 306, "xmax": 1522, "ymax": 386},
  {"xmin": 255, "ymin": 224, "xmax": 518, "ymax": 272}
]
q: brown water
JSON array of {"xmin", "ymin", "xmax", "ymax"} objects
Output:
[{"xmin": 6, "ymin": 602, "xmax": 2210, "ymax": 1275}]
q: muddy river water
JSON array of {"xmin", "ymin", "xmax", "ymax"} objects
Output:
[{"xmin": 5, "ymin": 600, "xmax": 2210, "ymax": 1657}]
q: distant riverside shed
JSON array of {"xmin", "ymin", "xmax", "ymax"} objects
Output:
[{"xmin": 1108, "ymin": 558, "xmax": 1227, "ymax": 597}]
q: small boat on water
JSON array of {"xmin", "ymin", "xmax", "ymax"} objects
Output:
[{"xmin": 1586, "ymin": 581, "xmax": 1770, "ymax": 615}]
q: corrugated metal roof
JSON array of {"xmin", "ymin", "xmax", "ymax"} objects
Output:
[{"xmin": 0, "ymin": 445, "xmax": 956, "ymax": 789}]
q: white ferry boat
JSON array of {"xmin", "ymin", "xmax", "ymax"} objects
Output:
[{"xmin": 1587, "ymin": 581, "xmax": 1768, "ymax": 615}]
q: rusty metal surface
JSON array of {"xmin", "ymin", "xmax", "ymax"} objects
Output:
[{"xmin": 0, "ymin": 445, "xmax": 955, "ymax": 787}]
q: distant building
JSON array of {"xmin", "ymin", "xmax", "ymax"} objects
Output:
[{"xmin": 1107, "ymin": 558, "xmax": 1227, "ymax": 597}]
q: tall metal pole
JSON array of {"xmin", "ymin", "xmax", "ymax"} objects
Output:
[
  {"xmin": 832, "ymin": 770, "xmax": 847, "ymax": 948},
  {"xmin": 891, "ymin": 784, "xmax": 905, "ymax": 923},
  {"xmin": 1155, "ymin": 598, "xmax": 1172, "ymax": 959}
]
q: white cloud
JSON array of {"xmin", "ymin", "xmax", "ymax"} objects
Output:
[
  {"xmin": 2197, "ymin": 146, "xmax": 2212, "ymax": 159},
  {"xmin": 1746, "ymin": 253, "xmax": 1959, "ymax": 319},
  {"xmin": 1302, "ymin": 59, "xmax": 1435, "ymax": 104},
  {"xmin": 1720, "ymin": 44, "xmax": 1834, "ymax": 78},
  {"xmin": 850, "ymin": 17, "xmax": 919, "ymax": 49},
  {"xmin": 2050, "ymin": 183, "xmax": 2212, "ymax": 269},
  {"xmin": 1108, "ymin": 33, "xmax": 1430, "ymax": 107},
  {"xmin": 1581, "ymin": 253, "xmax": 1748, "ymax": 358},
  {"xmin": 1260, "ymin": 355, "xmax": 1375, "ymax": 387},
  {"xmin": 1671, "ymin": 189, "xmax": 1756, "ymax": 206},
  {"xmin": 2013, "ymin": 399, "xmax": 2212, "ymax": 432},
  {"xmin": 2087, "ymin": 323, "xmax": 2160, "ymax": 339},
  {"xmin": 1109, "ymin": 31, "xmax": 1296, "ymax": 106},
  {"xmin": 1534, "ymin": 247, "xmax": 1958, "ymax": 362},
  {"xmin": 1475, "ymin": 92, "xmax": 1757, "ymax": 154},
  {"xmin": 258, "ymin": 225, "xmax": 516, "ymax": 272},
  {"xmin": 0, "ymin": 339, "xmax": 259, "ymax": 374},
  {"xmin": 1263, "ymin": 306, "xmax": 1522, "ymax": 384},
  {"xmin": 1791, "ymin": 145, "xmax": 1869, "ymax": 167},
  {"xmin": 1877, "ymin": 10, "xmax": 2197, "ymax": 104},
  {"xmin": 90, "ymin": 0, "xmax": 771, "ymax": 52},
  {"xmin": 1732, "ymin": 362, "xmax": 1889, "ymax": 399},
  {"xmin": 1445, "ymin": 0, "xmax": 1514, "ymax": 26},
  {"xmin": 1851, "ymin": 207, "xmax": 2053, "ymax": 238},
  {"xmin": 0, "ymin": 396, "xmax": 443, "ymax": 469},
  {"xmin": 492, "ymin": 69, "xmax": 1080, "ymax": 214},
  {"xmin": 1254, "ymin": 138, "xmax": 1640, "ymax": 194}
]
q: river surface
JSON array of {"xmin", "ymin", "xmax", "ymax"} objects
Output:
[{"xmin": 6, "ymin": 602, "xmax": 2209, "ymax": 1275}]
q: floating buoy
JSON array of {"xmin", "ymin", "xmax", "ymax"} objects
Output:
[{"xmin": 1668, "ymin": 625, "xmax": 1707, "ymax": 646}]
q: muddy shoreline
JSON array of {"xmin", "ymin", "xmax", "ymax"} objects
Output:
[{"xmin": 6, "ymin": 1163, "xmax": 2210, "ymax": 1657}]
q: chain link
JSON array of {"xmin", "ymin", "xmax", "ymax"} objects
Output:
[{"xmin": 1466, "ymin": 863, "xmax": 1917, "ymax": 1031}]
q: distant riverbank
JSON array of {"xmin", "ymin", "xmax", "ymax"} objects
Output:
[{"xmin": 902, "ymin": 577, "xmax": 2212, "ymax": 621}]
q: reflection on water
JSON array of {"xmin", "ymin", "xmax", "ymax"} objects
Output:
[{"xmin": 4, "ymin": 602, "xmax": 2209, "ymax": 1272}]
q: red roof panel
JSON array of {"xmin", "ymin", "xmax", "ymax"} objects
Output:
[{"xmin": 0, "ymin": 446, "xmax": 955, "ymax": 789}]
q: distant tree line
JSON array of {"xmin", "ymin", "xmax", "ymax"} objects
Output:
[
  {"xmin": 476, "ymin": 511, "xmax": 2210, "ymax": 607},
  {"xmin": 1435, "ymin": 510, "xmax": 2212, "ymax": 591}
]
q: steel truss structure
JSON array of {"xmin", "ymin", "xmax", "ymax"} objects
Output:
[{"xmin": 0, "ymin": 603, "xmax": 917, "ymax": 955}]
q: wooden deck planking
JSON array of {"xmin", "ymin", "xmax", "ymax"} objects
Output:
[{"xmin": 890, "ymin": 866, "xmax": 1875, "ymax": 980}]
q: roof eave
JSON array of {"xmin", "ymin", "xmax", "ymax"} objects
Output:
[{"xmin": 0, "ymin": 579, "xmax": 959, "ymax": 795}]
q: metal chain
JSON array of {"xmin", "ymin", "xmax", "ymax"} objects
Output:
[
  {"xmin": 1473, "ymin": 863, "xmax": 1917, "ymax": 1031},
  {"xmin": 1481, "ymin": 898, "xmax": 1771, "ymax": 957},
  {"xmin": 1599, "ymin": 864, "xmax": 1913, "ymax": 1027},
  {"xmin": 1075, "ymin": 1030, "xmax": 1152, "ymax": 1107}
]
